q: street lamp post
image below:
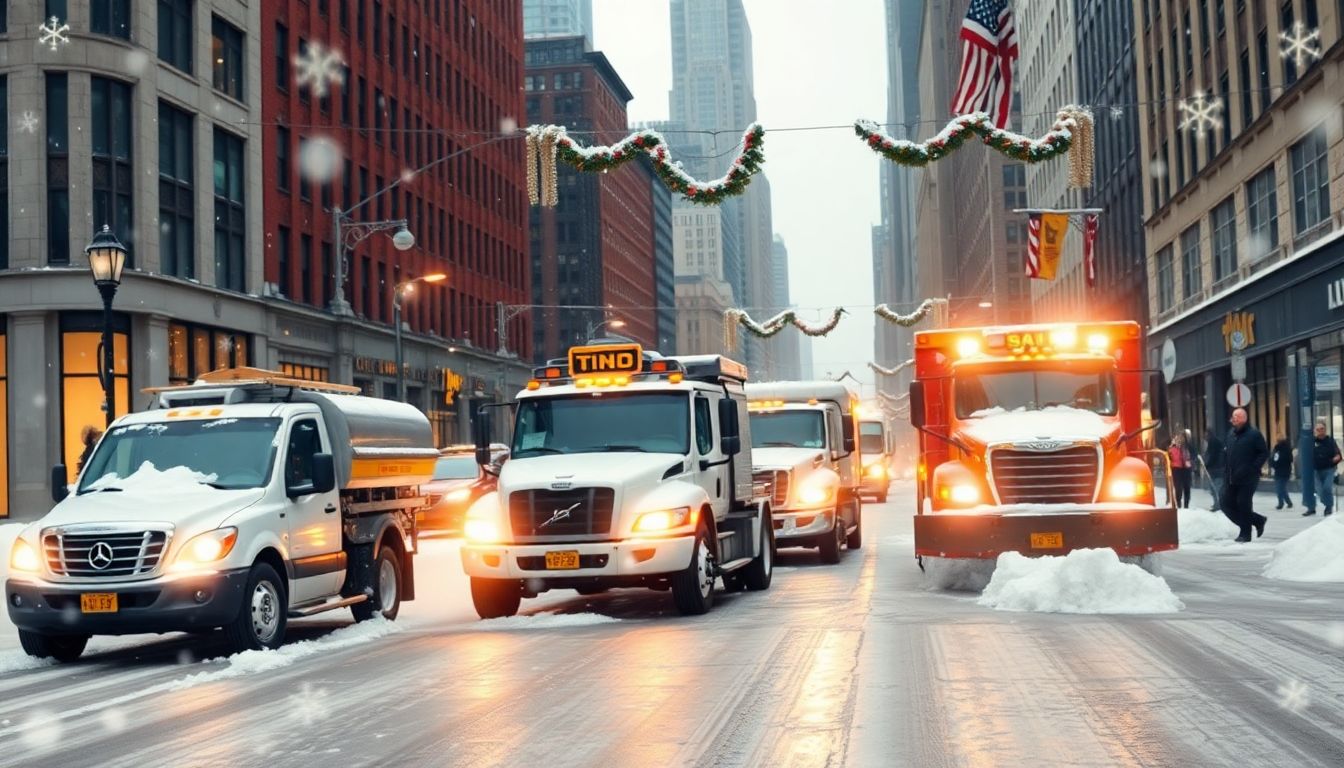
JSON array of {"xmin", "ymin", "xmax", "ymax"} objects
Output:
[
  {"xmin": 330, "ymin": 207, "xmax": 415, "ymax": 315},
  {"xmin": 86, "ymin": 225, "xmax": 128, "ymax": 427},
  {"xmin": 585, "ymin": 318, "xmax": 626, "ymax": 341},
  {"xmin": 392, "ymin": 273, "xmax": 447, "ymax": 402}
]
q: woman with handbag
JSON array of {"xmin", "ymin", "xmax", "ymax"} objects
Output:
[{"xmin": 1169, "ymin": 432, "xmax": 1193, "ymax": 509}]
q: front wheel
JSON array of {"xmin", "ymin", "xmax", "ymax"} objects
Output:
[
  {"xmin": 18, "ymin": 630, "xmax": 88, "ymax": 663},
  {"xmin": 846, "ymin": 500, "xmax": 863, "ymax": 550},
  {"xmin": 352, "ymin": 547, "xmax": 402, "ymax": 622},
  {"xmin": 818, "ymin": 514, "xmax": 844, "ymax": 564},
  {"xmin": 876, "ymin": 491, "xmax": 888, "ymax": 503},
  {"xmin": 671, "ymin": 521, "xmax": 716, "ymax": 615},
  {"xmin": 471, "ymin": 577, "xmax": 522, "ymax": 619},
  {"xmin": 742, "ymin": 515, "xmax": 774, "ymax": 591},
  {"xmin": 223, "ymin": 562, "xmax": 288, "ymax": 653}
]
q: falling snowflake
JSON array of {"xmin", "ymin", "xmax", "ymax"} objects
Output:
[
  {"xmin": 293, "ymin": 42, "xmax": 346, "ymax": 98},
  {"xmin": 1109, "ymin": 106, "xmax": 1124, "ymax": 121},
  {"xmin": 1279, "ymin": 21, "xmax": 1322, "ymax": 70},
  {"xmin": 400, "ymin": 168, "xmax": 417, "ymax": 184},
  {"xmin": 1177, "ymin": 92, "xmax": 1223, "ymax": 137},
  {"xmin": 99, "ymin": 708, "xmax": 127, "ymax": 735},
  {"xmin": 19, "ymin": 111, "xmax": 40, "ymax": 134},
  {"xmin": 288, "ymin": 683, "xmax": 331, "ymax": 726},
  {"xmin": 1277, "ymin": 679, "xmax": 1310, "ymax": 714},
  {"xmin": 298, "ymin": 136, "xmax": 344, "ymax": 182},
  {"xmin": 38, "ymin": 16, "xmax": 71, "ymax": 52}
]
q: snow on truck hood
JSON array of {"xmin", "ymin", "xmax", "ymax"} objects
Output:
[
  {"xmin": 500, "ymin": 452, "xmax": 688, "ymax": 489},
  {"xmin": 39, "ymin": 463, "xmax": 265, "ymax": 531},
  {"xmin": 751, "ymin": 446, "xmax": 826, "ymax": 471},
  {"xmin": 958, "ymin": 406, "xmax": 1121, "ymax": 447}
]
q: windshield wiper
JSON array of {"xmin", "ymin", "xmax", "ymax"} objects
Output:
[
  {"xmin": 594, "ymin": 445, "xmax": 649, "ymax": 453},
  {"xmin": 514, "ymin": 446, "xmax": 564, "ymax": 456},
  {"xmin": 78, "ymin": 486, "xmax": 123, "ymax": 495},
  {"xmin": 761, "ymin": 441, "xmax": 801, "ymax": 448}
]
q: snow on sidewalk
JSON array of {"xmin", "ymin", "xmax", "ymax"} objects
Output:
[
  {"xmin": 466, "ymin": 612, "xmax": 619, "ymax": 631},
  {"xmin": 1178, "ymin": 507, "xmax": 1240, "ymax": 545},
  {"xmin": 978, "ymin": 549, "xmax": 1184, "ymax": 614},
  {"xmin": 1263, "ymin": 515, "xmax": 1344, "ymax": 583}
]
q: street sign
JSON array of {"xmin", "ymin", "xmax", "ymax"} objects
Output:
[
  {"xmin": 1160, "ymin": 338, "xmax": 1177, "ymax": 384},
  {"xmin": 1231, "ymin": 353, "xmax": 1246, "ymax": 382},
  {"xmin": 1316, "ymin": 365, "xmax": 1341, "ymax": 392},
  {"xmin": 1226, "ymin": 382, "xmax": 1252, "ymax": 408}
]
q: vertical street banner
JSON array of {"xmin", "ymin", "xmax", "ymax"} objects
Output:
[
  {"xmin": 1083, "ymin": 213, "xmax": 1098, "ymax": 287},
  {"xmin": 1025, "ymin": 212, "xmax": 1069, "ymax": 280}
]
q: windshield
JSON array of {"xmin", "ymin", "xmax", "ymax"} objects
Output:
[
  {"xmin": 954, "ymin": 368, "xmax": 1118, "ymax": 419},
  {"xmin": 79, "ymin": 418, "xmax": 282, "ymax": 492},
  {"xmin": 512, "ymin": 392, "xmax": 690, "ymax": 457},
  {"xmin": 859, "ymin": 422, "xmax": 885, "ymax": 454},
  {"xmin": 433, "ymin": 455, "xmax": 478, "ymax": 480},
  {"xmin": 750, "ymin": 411, "xmax": 826, "ymax": 449}
]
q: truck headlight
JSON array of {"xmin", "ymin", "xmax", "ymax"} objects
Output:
[
  {"xmin": 9, "ymin": 539, "xmax": 40, "ymax": 573},
  {"xmin": 866, "ymin": 463, "xmax": 887, "ymax": 479},
  {"xmin": 1108, "ymin": 479, "xmax": 1150, "ymax": 499},
  {"xmin": 633, "ymin": 506, "xmax": 693, "ymax": 533},
  {"xmin": 444, "ymin": 487, "xmax": 473, "ymax": 503},
  {"xmin": 797, "ymin": 484, "xmax": 834, "ymax": 506},
  {"xmin": 938, "ymin": 483, "xmax": 981, "ymax": 505},
  {"xmin": 172, "ymin": 527, "xmax": 238, "ymax": 571}
]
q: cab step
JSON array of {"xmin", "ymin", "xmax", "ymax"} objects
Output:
[
  {"xmin": 716, "ymin": 557, "xmax": 754, "ymax": 574},
  {"xmin": 288, "ymin": 594, "xmax": 368, "ymax": 618}
]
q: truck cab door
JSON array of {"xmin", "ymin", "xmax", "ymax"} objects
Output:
[
  {"xmin": 282, "ymin": 417, "xmax": 344, "ymax": 603},
  {"xmin": 693, "ymin": 394, "xmax": 729, "ymax": 518}
]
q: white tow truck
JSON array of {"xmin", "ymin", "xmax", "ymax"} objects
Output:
[
  {"xmin": 745, "ymin": 382, "xmax": 863, "ymax": 564},
  {"xmin": 6, "ymin": 368, "xmax": 436, "ymax": 661},
  {"xmin": 459, "ymin": 343, "xmax": 775, "ymax": 618}
]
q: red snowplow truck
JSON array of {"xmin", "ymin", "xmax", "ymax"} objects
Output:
[{"xmin": 908, "ymin": 321, "xmax": 1178, "ymax": 565}]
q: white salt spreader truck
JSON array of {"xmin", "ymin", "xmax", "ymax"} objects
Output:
[
  {"xmin": 745, "ymin": 382, "xmax": 863, "ymax": 564},
  {"xmin": 459, "ymin": 343, "xmax": 775, "ymax": 618},
  {"xmin": 6, "ymin": 368, "xmax": 437, "ymax": 661}
]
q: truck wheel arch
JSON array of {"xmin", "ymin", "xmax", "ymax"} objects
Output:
[{"xmin": 253, "ymin": 547, "xmax": 288, "ymax": 592}]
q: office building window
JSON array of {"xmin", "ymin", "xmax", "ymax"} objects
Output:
[
  {"xmin": 0, "ymin": 326, "xmax": 7, "ymax": 516},
  {"xmin": 1245, "ymin": 166, "xmax": 1279, "ymax": 258},
  {"xmin": 90, "ymin": 0, "xmax": 130, "ymax": 38},
  {"xmin": 47, "ymin": 73, "xmax": 71, "ymax": 265},
  {"xmin": 158, "ymin": 101, "xmax": 195, "ymax": 279},
  {"xmin": 60, "ymin": 313, "xmax": 130, "ymax": 483},
  {"xmin": 1290, "ymin": 126, "xmax": 1330, "ymax": 236},
  {"xmin": 168, "ymin": 321, "xmax": 249, "ymax": 385},
  {"xmin": 158, "ymin": 0, "xmax": 193, "ymax": 73},
  {"xmin": 1181, "ymin": 225, "xmax": 1202, "ymax": 299},
  {"xmin": 1281, "ymin": 2, "xmax": 1297, "ymax": 85},
  {"xmin": 1211, "ymin": 197, "xmax": 1237, "ymax": 282},
  {"xmin": 91, "ymin": 77, "xmax": 135, "ymax": 262},
  {"xmin": 300, "ymin": 235, "xmax": 312, "ymax": 304},
  {"xmin": 0, "ymin": 77, "xmax": 7, "ymax": 269},
  {"xmin": 212, "ymin": 16, "xmax": 245, "ymax": 100},
  {"xmin": 277, "ymin": 225, "xmax": 292, "ymax": 298},
  {"xmin": 1157, "ymin": 246, "xmax": 1175, "ymax": 313},
  {"xmin": 276, "ymin": 125, "xmax": 290, "ymax": 192},
  {"xmin": 275, "ymin": 22, "xmax": 289, "ymax": 90},
  {"xmin": 213, "ymin": 128, "xmax": 246, "ymax": 291}
]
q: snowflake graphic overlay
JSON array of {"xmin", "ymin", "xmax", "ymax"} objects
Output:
[
  {"xmin": 19, "ymin": 111, "xmax": 40, "ymax": 134},
  {"xmin": 1279, "ymin": 21, "xmax": 1322, "ymax": 70},
  {"xmin": 293, "ymin": 43, "xmax": 346, "ymax": 98},
  {"xmin": 1177, "ymin": 92, "xmax": 1223, "ymax": 137},
  {"xmin": 39, "ymin": 16, "xmax": 71, "ymax": 52},
  {"xmin": 1277, "ymin": 679, "xmax": 1310, "ymax": 715}
]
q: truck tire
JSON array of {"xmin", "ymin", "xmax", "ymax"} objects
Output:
[
  {"xmin": 224, "ymin": 562, "xmax": 288, "ymax": 653},
  {"xmin": 818, "ymin": 515, "xmax": 844, "ymax": 564},
  {"xmin": 18, "ymin": 630, "xmax": 88, "ymax": 663},
  {"xmin": 471, "ymin": 578, "xmax": 522, "ymax": 619},
  {"xmin": 846, "ymin": 500, "xmax": 863, "ymax": 550},
  {"xmin": 671, "ymin": 520, "xmax": 716, "ymax": 615},
  {"xmin": 876, "ymin": 489, "xmax": 888, "ymax": 503},
  {"xmin": 352, "ymin": 546, "xmax": 401, "ymax": 622},
  {"xmin": 574, "ymin": 586, "xmax": 608, "ymax": 596},
  {"xmin": 742, "ymin": 516, "xmax": 775, "ymax": 591}
]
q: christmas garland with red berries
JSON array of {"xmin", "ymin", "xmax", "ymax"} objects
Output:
[
  {"xmin": 854, "ymin": 110, "xmax": 1083, "ymax": 167},
  {"xmin": 530, "ymin": 123, "xmax": 766, "ymax": 206}
]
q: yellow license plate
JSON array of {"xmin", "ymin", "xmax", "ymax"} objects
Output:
[
  {"xmin": 544, "ymin": 551, "xmax": 581, "ymax": 570},
  {"xmin": 1030, "ymin": 532, "xmax": 1064, "ymax": 549},
  {"xmin": 80, "ymin": 593, "xmax": 118, "ymax": 613}
]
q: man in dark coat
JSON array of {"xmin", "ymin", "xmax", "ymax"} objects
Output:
[
  {"xmin": 1301, "ymin": 420, "xmax": 1342, "ymax": 517},
  {"xmin": 1203, "ymin": 428, "xmax": 1226, "ymax": 511},
  {"xmin": 1224, "ymin": 408, "xmax": 1269, "ymax": 543}
]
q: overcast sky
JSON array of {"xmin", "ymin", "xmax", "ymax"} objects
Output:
[{"xmin": 592, "ymin": 0, "xmax": 888, "ymax": 391}]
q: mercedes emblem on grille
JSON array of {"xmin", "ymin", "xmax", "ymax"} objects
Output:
[
  {"xmin": 538, "ymin": 501, "xmax": 581, "ymax": 531},
  {"xmin": 88, "ymin": 541, "xmax": 115, "ymax": 570},
  {"xmin": 1015, "ymin": 440, "xmax": 1067, "ymax": 452}
]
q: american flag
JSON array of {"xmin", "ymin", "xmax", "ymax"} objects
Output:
[{"xmin": 950, "ymin": 0, "xmax": 1018, "ymax": 129}]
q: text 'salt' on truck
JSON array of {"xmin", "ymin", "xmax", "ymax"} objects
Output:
[
  {"xmin": 461, "ymin": 342, "xmax": 775, "ymax": 618},
  {"xmin": 907, "ymin": 322, "xmax": 1179, "ymax": 570}
]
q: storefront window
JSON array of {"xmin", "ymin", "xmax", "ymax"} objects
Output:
[
  {"xmin": 168, "ymin": 320, "xmax": 251, "ymax": 384},
  {"xmin": 1246, "ymin": 352, "xmax": 1288, "ymax": 463},
  {"xmin": 61, "ymin": 314, "xmax": 130, "ymax": 483},
  {"xmin": 0, "ymin": 326, "xmax": 8, "ymax": 517},
  {"xmin": 279, "ymin": 363, "xmax": 330, "ymax": 382}
]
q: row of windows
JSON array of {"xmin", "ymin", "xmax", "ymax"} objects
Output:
[
  {"xmin": 523, "ymin": 71, "xmax": 585, "ymax": 92},
  {"xmin": 1155, "ymin": 125, "xmax": 1331, "ymax": 314}
]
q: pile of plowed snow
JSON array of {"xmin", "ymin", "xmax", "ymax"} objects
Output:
[
  {"xmin": 978, "ymin": 549, "xmax": 1184, "ymax": 614},
  {"xmin": 1263, "ymin": 516, "xmax": 1344, "ymax": 582},
  {"xmin": 1178, "ymin": 508, "xmax": 1239, "ymax": 544}
]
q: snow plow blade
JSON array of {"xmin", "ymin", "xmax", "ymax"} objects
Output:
[{"xmin": 913, "ymin": 506, "xmax": 1179, "ymax": 559}]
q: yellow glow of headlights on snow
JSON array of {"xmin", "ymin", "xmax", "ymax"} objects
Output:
[{"xmin": 9, "ymin": 540, "xmax": 40, "ymax": 573}]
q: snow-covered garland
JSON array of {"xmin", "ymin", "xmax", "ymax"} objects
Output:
[
  {"xmin": 525, "ymin": 123, "xmax": 767, "ymax": 206},
  {"xmin": 868, "ymin": 359, "xmax": 914, "ymax": 377},
  {"xmin": 723, "ymin": 307, "xmax": 845, "ymax": 352},
  {"xmin": 874, "ymin": 298, "xmax": 942, "ymax": 327},
  {"xmin": 855, "ymin": 108, "xmax": 1095, "ymax": 187}
]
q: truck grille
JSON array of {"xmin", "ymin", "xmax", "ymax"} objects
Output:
[
  {"xmin": 509, "ymin": 488, "xmax": 615, "ymax": 540},
  {"xmin": 43, "ymin": 530, "xmax": 168, "ymax": 578},
  {"xmin": 752, "ymin": 470, "xmax": 790, "ymax": 508},
  {"xmin": 989, "ymin": 445, "xmax": 1100, "ymax": 504}
]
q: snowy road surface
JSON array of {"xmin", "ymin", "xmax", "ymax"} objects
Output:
[{"xmin": 2, "ymin": 482, "xmax": 1342, "ymax": 767}]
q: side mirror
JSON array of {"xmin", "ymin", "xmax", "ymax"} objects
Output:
[
  {"xmin": 1148, "ymin": 373, "xmax": 1169, "ymax": 423},
  {"xmin": 842, "ymin": 414, "xmax": 856, "ymax": 454},
  {"xmin": 52, "ymin": 465, "xmax": 70, "ymax": 503},
  {"xmin": 909, "ymin": 381, "xmax": 927, "ymax": 429},
  {"xmin": 473, "ymin": 407, "xmax": 492, "ymax": 466},
  {"xmin": 311, "ymin": 453, "xmax": 336, "ymax": 495},
  {"xmin": 720, "ymin": 435, "xmax": 741, "ymax": 456}
]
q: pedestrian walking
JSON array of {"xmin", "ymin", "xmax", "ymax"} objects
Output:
[
  {"xmin": 1203, "ymin": 428, "xmax": 1226, "ymax": 511},
  {"xmin": 1224, "ymin": 408, "xmax": 1268, "ymax": 543},
  {"xmin": 1301, "ymin": 420, "xmax": 1342, "ymax": 517},
  {"xmin": 1271, "ymin": 436, "xmax": 1294, "ymax": 510},
  {"xmin": 1169, "ymin": 433, "xmax": 1193, "ymax": 509}
]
